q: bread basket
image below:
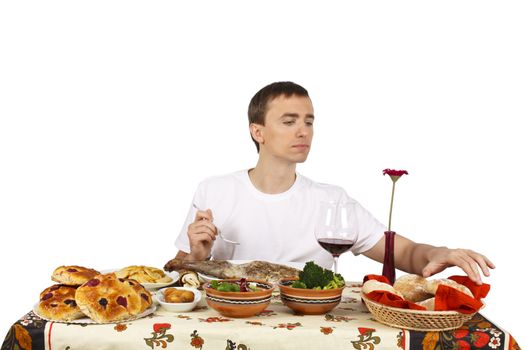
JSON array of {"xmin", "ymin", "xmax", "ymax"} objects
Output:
[{"xmin": 361, "ymin": 293, "xmax": 477, "ymax": 331}]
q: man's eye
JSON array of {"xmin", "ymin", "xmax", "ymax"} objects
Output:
[
  {"xmin": 283, "ymin": 120, "xmax": 295, "ymax": 125},
  {"xmin": 306, "ymin": 121, "xmax": 314, "ymax": 126}
]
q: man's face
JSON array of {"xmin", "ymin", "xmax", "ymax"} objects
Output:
[{"xmin": 256, "ymin": 94, "xmax": 314, "ymax": 164}]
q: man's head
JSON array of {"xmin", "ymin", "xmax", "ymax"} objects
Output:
[
  {"xmin": 248, "ymin": 82, "xmax": 314, "ymax": 165},
  {"xmin": 248, "ymin": 82, "xmax": 310, "ymax": 153}
]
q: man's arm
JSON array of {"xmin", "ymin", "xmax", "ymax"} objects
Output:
[{"xmin": 363, "ymin": 234, "xmax": 495, "ymax": 284}]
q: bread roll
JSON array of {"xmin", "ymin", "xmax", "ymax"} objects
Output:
[
  {"xmin": 75, "ymin": 273, "xmax": 152, "ymax": 323},
  {"xmin": 393, "ymin": 274, "xmax": 434, "ymax": 302},
  {"xmin": 362, "ymin": 280, "xmax": 403, "ymax": 298},
  {"xmin": 417, "ymin": 297, "xmax": 435, "ymax": 311},
  {"xmin": 36, "ymin": 284, "xmax": 85, "ymax": 321},
  {"xmin": 52, "ymin": 266, "xmax": 100, "ymax": 286},
  {"xmin": 425, "ymin": 278, "xmax": 473, "ymax": 297}
]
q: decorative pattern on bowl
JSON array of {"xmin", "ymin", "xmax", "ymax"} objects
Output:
[
  {"xmin": 204, "ymin": 279, "xmax": 274, "ymax": 318},
  {"xmin": 278, "ymin": 278, "xmax": 345, "ymax": 315}
]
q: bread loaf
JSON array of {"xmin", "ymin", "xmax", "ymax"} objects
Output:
[
  {"xmin": 36, "ymin": 284, "xmax": 85, "ymax": 321},
  {"xmin": 393, "ymin": 274, "xmax": 434, "ymax": 302},
  {"xmin": 425, "ymin": 278, "xmax": 474, "ymax": 297},
  {"xmin": 75, "ymin": 273, "xmax": 152, "ymax": 323},
  {"xmin": 52, "ymin": 266, "xmax": 100, "ymax": 286},
  {"xmin": 362, "ymin": 280, "xmax": 403, "ymax": 297}
]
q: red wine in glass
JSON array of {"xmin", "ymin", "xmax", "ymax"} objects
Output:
[
  {"xmin": 317, "ymin": 238, "xmax": 355, "ymax": 257},
  {"xmin": 315, "ymin": 201, "xmax": 358, "ymax": 274}
]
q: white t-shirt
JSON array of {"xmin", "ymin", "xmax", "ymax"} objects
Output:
[{"xmin": 175, "ymin": 170, "xmax": 386, "ymax": 269}]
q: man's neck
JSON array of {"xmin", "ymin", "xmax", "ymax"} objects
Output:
[{"xmin": 248, "ymin": 159, "xmax": 297, "ymax": 194}]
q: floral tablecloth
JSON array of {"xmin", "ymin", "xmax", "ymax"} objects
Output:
[{"xmin": 2, "ymin": 283, "xmax": 521, "ymax": 350}]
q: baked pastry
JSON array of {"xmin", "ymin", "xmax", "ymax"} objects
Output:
[
  {"xmin": 425, "ymin": 278, "xmax": 474, "ymax": 297},
  {"xmin": 36, "ymin": 284, "xmax": 85, "ymax": 321},
  {"xmin": 417, "ymin": 297, "xmax": 435, "ymax": 311},
  {"xmin": 393, "ymin": 274, "xmax": 434, "ymax": 302},
  {"xmin": 51, "ymin": 265, "xmax": 100, "ymax": 286},
  {"xmin": 362, "ymin": 280, "xmax": 403, "ymax": 298},
  {"xmin": 115, "ymin": 265, "xmax": 172, "ymax": 284},
  {"xmin": 75, "ymin": 273, "xmax": 152, "ymax": 323}
]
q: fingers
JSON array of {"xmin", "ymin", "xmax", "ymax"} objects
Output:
[
  {"xmin": 194, "ymin": 209, "xmax": 214, "ymax": 222},
  {"xmin": 188, "ymin": 220, "xmax": 218, "ymax": 241},
  {"xmin": 428, "ymin": 249, "xmax": 495, "ymax": 285}
]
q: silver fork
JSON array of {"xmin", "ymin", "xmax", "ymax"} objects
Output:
[{"xmin": 192, "ymin": 203, "xmax": 240, "ymax": 245}]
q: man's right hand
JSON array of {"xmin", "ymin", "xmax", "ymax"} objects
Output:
[{"xmin": 185, "ymin": 209, "xmax": 218, "ymax": 261}]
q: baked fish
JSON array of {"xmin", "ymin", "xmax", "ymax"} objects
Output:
[{"xmin": 164, "ymin": 259, "xmax": 300, "ymax": 284}]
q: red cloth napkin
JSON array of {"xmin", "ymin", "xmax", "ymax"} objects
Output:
[
  {"xmin": 366, "ymin": 290, "xmax": 427, "ymax": 310},
  {"xmin": 447, "ymin": 275, "xmax": 491, "ymax": 300},
  {"xmin": 363, "ymin": 274, "xmax": 490, "ymax": 313},
  {"xmin": 362, "ymin": 274, "xmax": 426, "ymax": 310},
  {"xmin": 433, "ymin": 275, "xmax": 490, "ymax": 314}
]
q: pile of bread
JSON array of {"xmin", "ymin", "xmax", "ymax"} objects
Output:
[
  {"xmin": 36, "ymin": 265, "xmax": 154, "ymax": 323},
  {"xmin": 362, "ymin": 274, "xmax": 474, "ymax": 310}
]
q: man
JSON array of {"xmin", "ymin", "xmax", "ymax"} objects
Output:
[{"xmin": 174, "ymin": 81, "xmax": 494, "ymax": 284}]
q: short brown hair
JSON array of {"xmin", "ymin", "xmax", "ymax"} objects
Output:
[{"xmin": 248, "ymin": 81, "xmax": 309, "ymax": 152}]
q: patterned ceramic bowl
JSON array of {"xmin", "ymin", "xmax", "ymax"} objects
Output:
[
  {"xmin": 278, "ymin": 278, "xmax": 345, "ymax": 315},
  {"xmin": 204, "ymin": 279, "xmax": 274, "ymax": 318}
]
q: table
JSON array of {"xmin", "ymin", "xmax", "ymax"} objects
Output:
[{"xmin": 2, "ymin": 283, "xmax": 521, "ymax": 350}]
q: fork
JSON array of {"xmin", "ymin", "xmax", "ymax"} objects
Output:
[{"xmin": 192, "ymin": 203, "xmax": 240, "ymax": 245}]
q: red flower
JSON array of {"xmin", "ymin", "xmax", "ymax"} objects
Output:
[
  {"xmin": 383, "ymin": 169, "xmax": 409, "ymax": 177},
  {"xmin": 382, "ymin": 168, "xmax": 409, "ymax": 231},
  {"xmin": 320, "ymin": 327, "xmax": 333, "ymax": 335},
  {"xmin": 153, "ymin": 323, "xmax": 171, "ymax": 333},
  {"xmin": 191, "ymin": 336, "xmax": 204, "ymax": 348},
  {"xmin": 358, "ymin": 327, "xmax": 375, "ymax": 336}
]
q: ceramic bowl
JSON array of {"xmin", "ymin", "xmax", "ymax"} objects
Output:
[
  {"xmin": 204, "ymin": 279, "xmax": 274, "ymax": 318},
  {"xmin": 156, "ymin": 287, "xmax": 201, "ymax": 312},
  {"xmin": 278, "ymin": 278, "xmax": 345, "ymax": 315}
]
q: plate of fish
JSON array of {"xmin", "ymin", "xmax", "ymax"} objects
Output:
[{"xmin": 163, "ymin": 259, "xmax": 304, "ymax": 285}]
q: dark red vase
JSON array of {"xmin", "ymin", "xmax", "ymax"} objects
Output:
[{"xmin": 382, "ymin": 231, "xmax": 396, "ymax": 284}]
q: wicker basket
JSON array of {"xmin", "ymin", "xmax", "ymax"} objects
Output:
[{"xmin": 361, "ymin": 294, "xmax": 476, "ymax": 331}]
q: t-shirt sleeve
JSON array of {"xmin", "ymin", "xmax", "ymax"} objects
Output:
[
  {"xmin": 174, "ymin": 182, "xmax": 207, "ymax": 253},
  {"xmin": 351, "ymin": 201, "xmax": 386, "ymax": 255}
]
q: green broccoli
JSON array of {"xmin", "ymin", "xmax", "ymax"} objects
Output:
[{"xmin": 295, "ymin": 261, "xmax": 344, "ymax": 289}]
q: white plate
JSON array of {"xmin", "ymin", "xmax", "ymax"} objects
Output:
[
  {"xmin": 101, "ymin": 269, "xmax": 179, "ymax": 291},
  {"xmin": 33, "ymin": 304, "xmax": 156, "ymax": 324},
  {"xmin": 197, "ymin": 260, "xmax": 305, "ymax": 282}
]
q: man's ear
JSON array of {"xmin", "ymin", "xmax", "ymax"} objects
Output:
[{"xmin": 249, "ymin": 123, "xmax": 264, "ymax": 144}]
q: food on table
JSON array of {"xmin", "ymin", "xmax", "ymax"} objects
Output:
[
  {"xmin": 178, "ymin": 270, "xmax": 201, "ymax": 288},
  {"xmin": 289, "ymin": 261, "xmax": 345, "ymax": 290},
  {"xmin": 36, "ymin": 284, "xmax": 85, "ymax": 321},
  {"xmin": 425, "ymin": 278, "xmax": 474, "ymax": 297},
  {"xmin": 362, "ymin": 273, "xmax": 478, "ymax": 312},
  {"xmin": 417, "ymin": 297, "xmax": 436, "ymax": 310},
  {"xmin": 362, "ymin": 280, "xmax": 403, "ymax": 297},
  {"xmin": 209, "ymin": 278, "xmax": 261, "ymax": 292},
  {"xmin": 51, "ymin": 265, "xmax": 100, "ymax": 286},
  {"xmin": 164, "ymin": 259, "xmax": 300, "ymax": 284},
  {"xmin": 115, "ymin": 265, "xmax": 173, "ymax": 284},
  {"xmin": 164, "ymin": 288, "xmax": 195, "ymax": 303},
  {"xmin": 75, "ymin": 273, "xmax": 152, "ymax": 323},
  {"xmin": 393, "ymin": 274, "xmax": 434, "ymax": 302}
]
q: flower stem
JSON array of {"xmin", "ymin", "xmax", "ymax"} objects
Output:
[{"xmin": 388, "ymin": 181, "xmax": 396, "ymax": 231}]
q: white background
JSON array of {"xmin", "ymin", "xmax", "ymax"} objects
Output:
[{"xmin": 1, "ymin": 0, "xmax": 524, "ymax": 345}]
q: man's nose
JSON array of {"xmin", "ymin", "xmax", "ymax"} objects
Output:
[{"xmin": 296, "ymin": 123, "xmax": 310, "ymax": 138}]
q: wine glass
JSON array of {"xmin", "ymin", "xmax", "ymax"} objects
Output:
[{"xmin": 315, "ymin": 201, "xmax": 358, "ymax": 274}]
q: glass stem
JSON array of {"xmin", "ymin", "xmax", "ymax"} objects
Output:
[{"xmin": 333, "ymin": 256, "xmax": 339, "ymax": 274}]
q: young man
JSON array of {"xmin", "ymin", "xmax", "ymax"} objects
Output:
[{"xmin": 174, "ymin": 82, "xmax": 494, "ymax": 284}]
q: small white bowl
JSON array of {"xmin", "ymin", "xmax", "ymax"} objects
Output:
[{"xmin": 156, "ymin": 287, "xmax": 201, "ymax": 312}]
